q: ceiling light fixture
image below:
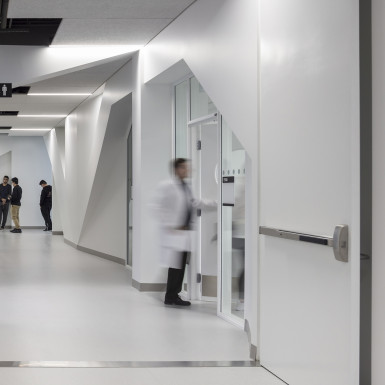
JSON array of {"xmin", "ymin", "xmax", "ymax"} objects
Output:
[
  {"xmin": 18, "ymin": 114, "xmax": 67, "ymax": 118},
  {"xmin": 28, "ymin": 93, "xmax": 92, "ymax": 96},
  {"xmin": 47, "ymin": 45, "xmax": 143, "ymax": 58},
  {"xmin": 11, "ymin": 128, "xmax": 52, "ymax": 131},
  {"xmin": 49, "ymin": 44, "xmax": 143, "ymax": 50}
]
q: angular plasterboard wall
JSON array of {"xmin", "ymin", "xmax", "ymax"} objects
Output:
[
  {"xmin": 0, "ymin": 151, "xmax": 11, "ymax": 178},
  {"xmin": 0, "ymin": 45, "xmax": 136, "ymax": 87},
  {"xmin": 139, "ymin": 0, "xmax": 259, "ymax": 348},
  {"xmin": 143, "ymin": 0, "xmax": 258, "ymax": 157},
  {"xmin": 131, "ymin": 52, "xmax": 173, "ymax": 286},
  {"xmin": 53, "ymin": 127, "xmax": 65, "ymax": 232},
  {"xmin": 44, "ymin": 127, "xmax": 66, "ymax": 233},
  {"xmin": 65, "ymin": 95, "xmax": 103, "ymax": 244},
  {"xmin": 45, "ymin": 60, "xmax": 134, "ymax": 262},
  {"xmin": 78, "ymin": 93, "xmax": 132, "ymax": 261}
]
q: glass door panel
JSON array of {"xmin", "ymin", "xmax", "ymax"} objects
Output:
[
  {"xmin": 127, "ymin": 128, "xmax": 133, "ymax": 266},
  {"xmin": 200, "ymin": 121, "xmax": 218, "ymax": 300},
  {"xmin": 221, "ymin": 118, "xmax": 246, "ymax": 322},
  {"xmin": 187, "ymin": 115, "xmax": 218, "ymax": 300},
  {"xmin": 190, "ymin": 77, "xmax": 217, "ymax": 120},
  {"xmin": 175, "ymin": 79, "xmax": 189, "ymax": 158}
]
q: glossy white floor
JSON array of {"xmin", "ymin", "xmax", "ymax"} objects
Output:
[{"xmin": 0, "ymin": 229, "xmax": 283, "ymax": 384}]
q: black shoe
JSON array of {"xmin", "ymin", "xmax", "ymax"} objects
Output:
[
  {"xmin": 164, "ymin": 296, "xmax": 191, "ymax": 306},
  {"xmin": 0, "ymin": 227, "xmax": 4, "ymax": 230},
  {"xmin": 10, "ymin": 228, "xmax": 17, "ymax": 233}
]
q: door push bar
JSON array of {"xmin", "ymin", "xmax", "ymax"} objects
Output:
[{"xmin": 259, "ymin": 225, "xmax": 349, "ymax": 263}]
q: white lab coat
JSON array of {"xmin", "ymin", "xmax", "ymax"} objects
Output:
[{"xmin": 153, "ymin": 177, "xmax": 216, "ymax": 269}]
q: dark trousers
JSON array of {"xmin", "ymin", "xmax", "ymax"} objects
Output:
[
  {"xmin": 165, "ymin": 252, "xmax": 188, "ymax": 300},
  {"xmin": 0, "ymin": 203, "xmax": 9, "ymax": 227},
  {"xmin": 41, "ymin": 205, "xmax": 52, "ymax": 230},
  {"xmin": 233, "ymin": 237, "xmax": 245, "ymax": 300}
]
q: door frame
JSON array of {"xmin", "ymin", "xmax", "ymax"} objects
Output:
[
  {"xmin": 186, "ymin": 112, "xmax": 245, "ymax": 328},
  {"xmin": 187, "ymin": 112, "xmax": 219, "ymax": 301},
  {"xmin": 217, "ymin": 115, "xmax": 246, "ymax": 329}
]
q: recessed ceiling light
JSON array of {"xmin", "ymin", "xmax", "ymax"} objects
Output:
[
  {"xmin": 18, "ymin": 115, "xmax": 67, "ymax": 118},
  {"xmin": 11, "ymin": 128, "xmax": 52, "ymax": 131},
  {"xmin": 28, "ymin": 93, "xmax": 92, "ymax": 96},
  {"xmin": 49, "ymin": 44, "xmax": 142, "ymax": 50}
]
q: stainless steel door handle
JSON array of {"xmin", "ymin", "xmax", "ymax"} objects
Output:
[
  {"xmin": 332, "ymin": 225, "xmax": 348, "ymax": 262},
  {"xmin": 259, "ymin": 225, "xmax": 349, "ymax": 263}
]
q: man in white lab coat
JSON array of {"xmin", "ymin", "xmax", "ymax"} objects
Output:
[{"xmin": 155, "ymin": 158, "xmax": 215, "ymax": 306}]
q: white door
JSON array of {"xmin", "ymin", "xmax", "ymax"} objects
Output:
[
  {"xmin": 188, "ymin": 114, "xmax": 219, "ymax": 300},
  {"xmin": 259, "ymin": 1, "xmax": 360, "ymax": 385}
]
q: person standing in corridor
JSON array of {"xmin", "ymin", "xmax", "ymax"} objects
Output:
[
  {"xmin": 39, "ymin": 180, "xmax": 52, "ymax": 231},
  {"xmin": 10, "ymin": 177, "xmax": 22, "ymax": 233},
  {"xmin": 0, "ymin": 175, "xmax": 12, "ymax": 230},
  {"xmin": 154, "ymin": 158, "xmax": 216, "ymax": 307}
]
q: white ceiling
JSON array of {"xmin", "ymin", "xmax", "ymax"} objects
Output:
[
  {"xmin": 2, "ymin": 56, "xmax": 130, "ymax": 135},
  {"xmin": 52, "ymin": 19, "xmax": 172, "ymax": 46},
  {"xmin": 8, "ymin": 0, "xmax": 196, "ymax": 45},
  {"xmin": 2, "ymin": 0, "xmax": 197, "ymax": 136}
]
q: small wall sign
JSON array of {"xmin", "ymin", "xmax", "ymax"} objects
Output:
[{"xmin": 0, "ymin": 84, "xmax": 12, "ymax": 97}]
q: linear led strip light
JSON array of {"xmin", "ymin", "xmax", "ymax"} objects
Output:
[
  {"xmin": 11, "ymin": 128, "xmax": 52, "ymax": 131},
  {"xmin": 28, "ymin": 93, "xmax": 92, "ymax": 96},
  {"xmin": 18, "ymin": 115, "xmax": 67, "ymax": 118},
  {"xmin": 49, "ymin": 44, "xmax": 143, "ymax": 52}
]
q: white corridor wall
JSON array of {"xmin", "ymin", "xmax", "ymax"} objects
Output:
[
  {"xmin": 132, "ymin": 51, "xmax": 173, "ymax": 287},
  {"xmin": 140, "ymin": 0, "xmax": 259, "ymax": 351},
  {"xmin": 45, "ymin": 60, "xmax": 134, "ymax": 262},
  {"xmin": 44, "ymin": 127, "xmax": 65, "ymax": 233}
]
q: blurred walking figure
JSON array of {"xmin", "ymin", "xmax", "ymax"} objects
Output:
[
  {"xmin": 232, "ymin": 180, "xmax": 245, "ymax": 311},
  {"xmin": 10, "ymin": 177, "xmax": 22, "ymax": 233},
  {"xmin": 39, "ymin": 180, "xmax": 52, "ymax": 231},
  {"xmin": 0, "ymin": 175, "xmax": 11, "ymax": 229},
  {"xmin": 154, "ymin": 158, "xmax": 216, "ymax": 307}
]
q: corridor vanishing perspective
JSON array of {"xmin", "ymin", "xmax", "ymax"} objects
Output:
[
  {"xmin": 0, "ymin": 229, "xmax": 283, "ymax": 384},
  {"xmin": 0, "ymin": 0, "xmax": 381, "ymax": 383},
  {"xmin": 0, "ymin": 230, "xmax": 249, "ymax": 362},
  {"xmin": 0, "ymin": 229, "xmax": 280, "ymax": 385}
]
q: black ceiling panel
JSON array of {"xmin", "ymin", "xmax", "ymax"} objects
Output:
[
  {"xmin": 12, "ymin": 86, "xmax": 30, "ymax": 94},
  {"xmin": 0, "ymin": 19, "xmax": 62, "ymax": 46},
  {"xmin": 0, "ymin": 111, "xmax": 19, "ymax": 116}
]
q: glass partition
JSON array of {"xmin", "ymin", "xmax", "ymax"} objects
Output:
[
  {"xmin": 221, "ymin": 118, "xmax": 246, "ymax": 321},
  {"xmin": 175, "ymin": 79, "xmax": 189, "ymax": 158},
  {"xmin": 190, "ymin": 77, "xmax": 216, "ymax": 120},
  {"xmin": 175, "ymin": 76, "xmax": 247, "ymax": 322},
  {"xmin": 127, "ymin": 128, "xmax": 133, "ymax": 266}
]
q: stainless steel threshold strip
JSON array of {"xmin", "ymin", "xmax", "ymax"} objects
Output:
[{"xmin": 0, "ymin": 361, "xmax": 259, "ymax": 368}]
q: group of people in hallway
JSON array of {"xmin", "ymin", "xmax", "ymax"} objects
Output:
[{"xmin": 0, "ymin": 176, "xmax": 52, "ymax": 233}]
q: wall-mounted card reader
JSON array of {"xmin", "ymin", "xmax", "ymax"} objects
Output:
[{"xmin": 222, "ymin": 176, "xmax": 235, "ymax": 206}]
